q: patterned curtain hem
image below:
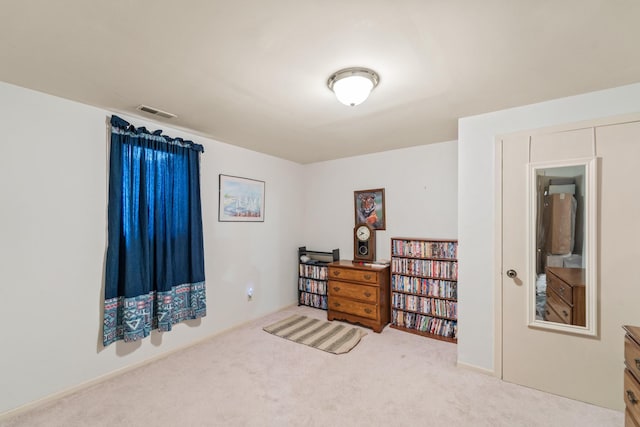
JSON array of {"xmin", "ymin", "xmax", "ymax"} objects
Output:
[{"xmin": 103, "ymin": 282, "xmax": 206, "ymax": 346}]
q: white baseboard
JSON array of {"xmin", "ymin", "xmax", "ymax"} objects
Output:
[{"xmin": 456, "ymin": 360, "xmax": 497, "ymax": 377}]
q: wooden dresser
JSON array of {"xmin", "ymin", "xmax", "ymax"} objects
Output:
[
  {"xmin": 327, "ymin": 260, "xmax": 390, "ymax": 333},
  {"xmin": 545, "ymin": 267, "xmax": 585, "ymax": 326},
  {"xmin": 624, "ymin": 325, "xmax": 640, "ymax": 426}
]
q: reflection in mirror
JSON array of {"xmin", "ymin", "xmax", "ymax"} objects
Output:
[{"xmin": 529, "ymin": 159, "xmax": 597, "ymax": 336}]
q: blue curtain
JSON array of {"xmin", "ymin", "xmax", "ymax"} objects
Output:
[{"xmin": 103, "ymin": 115, "xmax": 206, "ymax": 346}]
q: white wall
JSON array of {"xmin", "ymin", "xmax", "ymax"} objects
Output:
[
  {"xmin": 303, "ymin": 141, "xmax": 458, "ymax": 265},
  {"xmin": 0, "ymin": 80, "xmax": 459, "ymax": 415},
  {"xmin": 0, "ymin": 81, "xmax": 304, "ymax": 414},
  {"xmin": 457, "ymin": 82, "xmax": 640, "ymax": 373}
]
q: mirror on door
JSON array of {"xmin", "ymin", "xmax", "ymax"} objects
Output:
[{"xmin": 529, "ymin": 158, "xmax": 597, "ymax": 336}]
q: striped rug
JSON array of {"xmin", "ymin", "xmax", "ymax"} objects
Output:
[{"xmin": 263, "ymin": 314, "xmax": 366, "ymax": 354}]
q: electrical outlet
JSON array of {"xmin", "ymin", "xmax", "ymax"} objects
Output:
[{"xmin": 247, "ymin": 287, "xmax": 254, "ymax": 300}]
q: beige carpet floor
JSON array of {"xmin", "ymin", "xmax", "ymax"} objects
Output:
[{"xmin": 1, "ymin": 305, "xmax": 623, "ymax": 427}]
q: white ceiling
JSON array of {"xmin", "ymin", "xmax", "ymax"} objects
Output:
[{"xmin": 1, "ymin": 1, "xmax": 639, "ymax": 164}]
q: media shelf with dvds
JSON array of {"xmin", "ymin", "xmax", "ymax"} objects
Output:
[
  {"xmin": 390, "ymin": 237, "xmax": 458, "ymax": 343},
  {"xmin": 298, "ymin": 246, "xmax": 340, "ymax": 310}
]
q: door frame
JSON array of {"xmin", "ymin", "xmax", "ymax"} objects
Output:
[{"xmin": 493, "ymin": 112, "xmax": 640, "ymax": 379}]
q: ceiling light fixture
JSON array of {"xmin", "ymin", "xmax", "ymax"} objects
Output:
[{"xmin": 327, "ymin": 67, "xmax": 379, "ymax": 107}]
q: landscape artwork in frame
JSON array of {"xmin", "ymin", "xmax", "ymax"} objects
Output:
[
  {"xmin": 219, "ymin": 174, "xmax": 265, "ymax": 222},
  {"xmin": 354, "ymin": 188, "xmax": 386, "ymax": 230}
]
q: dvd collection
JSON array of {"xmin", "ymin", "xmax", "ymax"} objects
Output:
[
  {"xmin": 391, "ymin": 239, "xmax": 457, "ymax": 259},
  {"xmin": 391, "ymin": 238, "xmax": 458, "ymax": 341},
  {"xmin": 391, "ymin": 274, "xmax": 457, "ymax": 299},
  {"xmin": 298, "ymin": 278, "xmax": 327, "ymax": 294},
  {"xmin": 298, "ymin": 262, "xmax": 328, "ymax": 280},
  {"xmin": 392, "ymin": 309, "xmax": 457, "ymax": 339},
  {"xmin": 391, "ymin": 258, "xmax": 458, "ymax": 280},
  {"xmin": 392, "ymin": 293, "xmax": 457, "ymax": 319},
  {"xmin": 298, "ymin": 259, "xmax": 330, "ymax": 310},
  {"xmin": 299, "ymin": 292, "xmax": 327, "ymax": 310}
]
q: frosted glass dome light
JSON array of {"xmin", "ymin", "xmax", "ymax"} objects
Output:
[{"xmin": 327, "ymin": 68, "xmax": 379, "ymax": 107}]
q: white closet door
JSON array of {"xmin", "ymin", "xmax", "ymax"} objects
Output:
[{"xmin": 501, "ymin": 119, "xmax": 640, "ymax": 410}]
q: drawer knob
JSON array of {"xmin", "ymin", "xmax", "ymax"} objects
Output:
[
  {"xmin": 559, "ymin": 287, "xmax": 564, "ymax": 294},
  {"xmin": 333, "ymin": 286, "xmax": 341, "ymax": 292},
  {"xmin": 627, "ymin": 390, "xmax": 639, "ymax": 405},
  {"xmin": 562, "ymin": 310, "xmax": 569, "ymax": 318},
  {"xmin": 333, "ymin": 271, "xmax": 341, "ymax": 276},
  {"xmin": 635, "ymin": 358, "xmax": 640, "ymax": 371},
  {"xmin": 334, "ymin": 302, "xmax": 341, "ymax": 307},
  {"xmin": 364, "ymin": 308, "xmax": 372, "ymax": 314},
  {"xmin": 364, "ymin": 291, "xmax": 372, "ymax": 297},
  {"xmin": 364, "ymin": 274, "xmax": 372, "ymax": 280}
]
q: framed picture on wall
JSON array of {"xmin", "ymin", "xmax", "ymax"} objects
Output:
[
  {"xmin": 354, "ymin": 188, "xmax": 385, "ymax": 230},
  {"xmin": 218, "ymin": 174, "xmax": 265, "ymax": 222}
]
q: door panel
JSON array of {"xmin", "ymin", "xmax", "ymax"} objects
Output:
[
  {"xmin": 530, "ymin": 128, "xmax": 594, "ymax": 162},
  {"xmin": 501, "ymin": 119, "xmax": 640, "ymax": 410}
]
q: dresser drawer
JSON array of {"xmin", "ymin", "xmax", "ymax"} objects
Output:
[
  {"xmin": 329, "ymin": 296, "xmax": 377, "ymax": 320},
  {"xmin": 543, "ymin": 304, "xmax": 565, "ymax": 324},
  {"xmin": 627, "ymin": 409, "xmax": 640, "ymax": 427},
  {"xmin": 328, "ymin": 280, "xmax": 378, "ymax": 303},
  {"xmin": 626, "ymin": 336, "xmax": 640, "ymax": 382},
  {"xmin": 625, "ymin": 369, "xmax": 640, "ymax": 422},
  {"xmin": 547, "ymin": 271, "xmax": 573, "ymax": 304},
  {"xmin": 546, "ymin": 288, "xmax": 571, "ymax": 324},
  {"xmin": 329, "ymin": 267, "xmax": 378, "ymax": 284}
]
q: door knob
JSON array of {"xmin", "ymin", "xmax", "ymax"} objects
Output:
[{"xmin": 506, "ymin": 269, "xmax": 518, "ymax": 278}]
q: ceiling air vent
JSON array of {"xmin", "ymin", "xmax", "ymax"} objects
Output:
[{"xmin": 136, "ymin": 105, "xmax": 177, "ymax": 119}]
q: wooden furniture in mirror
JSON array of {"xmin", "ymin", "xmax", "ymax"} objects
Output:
[{"xmin": 544, "ymin": 267, "xmax": 585, "ymax": 326}]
